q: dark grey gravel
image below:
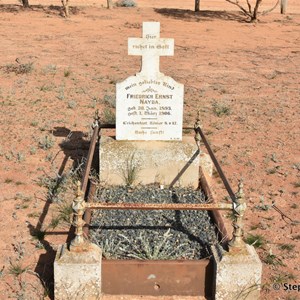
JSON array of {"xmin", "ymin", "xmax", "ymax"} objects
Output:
[{"xmin": 90, "ymin": 185, "xmax": 218, "ymax": 260}]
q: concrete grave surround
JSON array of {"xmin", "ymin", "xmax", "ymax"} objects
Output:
[
  {"xmin": 212, "ymin": 244, "xmax": 263, "ymax": 300},
  {"xmin": 116, "ymin": 22, "xmax": 184, "ymax": 141},
  {"xmin": 54, "ymin": 243, "xmax": 102, "ymax": 300}
]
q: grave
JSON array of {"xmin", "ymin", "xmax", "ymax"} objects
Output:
[{"xmin": 54, "ymin": 22, "xmax": 262, "ymax": 300}]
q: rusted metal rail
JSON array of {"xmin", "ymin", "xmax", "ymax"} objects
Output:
[
  {"xmin": 87, "ymin": 202, "xmax": 232, "ymax": 211},
  {"xmin": 194, "ymin": 116, "xmax": 236, "ymax": 202},
  {"xmin": 83, "ymin": 180, "xmax": 97, "ymax": 237},
  {"xmin": 74, "ymin": 114, "xmax": 246, "ymax": 252},
  {"xmin": 81, "ymin": 111, "xmax": 100, "ymax": 195}
]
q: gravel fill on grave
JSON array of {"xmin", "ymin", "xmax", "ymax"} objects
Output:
[{"xmin": 90, "ymin": 185, "xmax": 218, "ymax": 260}]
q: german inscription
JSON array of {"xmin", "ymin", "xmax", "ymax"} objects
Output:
[{"xmin": 116, "ymin": 22, "xmax": 184, "ymax": 141}]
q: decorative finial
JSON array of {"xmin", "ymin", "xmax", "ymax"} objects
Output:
[
  {"xmin": 70, "ymin": 182, "xmax": 87, "ymax": 251},
  {"xmin": 76, "ymin": 181, "xmax": 82, "ymax": 197},
  {"xmin": 92, "ymin": 109, "xmax": 100, "ymax": 129},
  {"xmin": 237, "ymin": 179, "xmax": 244, "ymax": 201},
  {"xmin": 229, "ymin": 179, "xmax": 247, "ymax": 251},
  {"xmin": 194, "ymin": 110, "xmax": 201, "ymax": 151},
  {"xmin": 197, "ymin": 110, "xmax": 200, "ymax": 122}
]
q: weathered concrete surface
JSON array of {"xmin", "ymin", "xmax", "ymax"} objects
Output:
[
  {"xmin": 54, "ymin": 243, "xmax": 102, "ymax": 300},
  {"xmin": 200, "ymin": 152, "xmax": 213, "ymax": 177},
  {"xmin": 99, "ymin": 136, "xmax": 212, "ymax": 188},
  {"xmin": 212, "ymin": 244, "xmax": 262, "ymax": 300}
]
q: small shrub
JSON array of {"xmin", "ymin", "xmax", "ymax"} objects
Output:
[
  {"xmin": 67, "ymin": 100, "xmax": 77, "ymax": 109},
  {"xmin": 212, "ymin": 101, "xmax": 231, "ymax": 117},
  {"xmin": 266, "ymin": 167, "xmax": 278, "ymax": 175},
  {"xmin": 116, "ymin": 0, "xmax": 137, "ymax": 7},
  {"xmin": 293, "ymin": 181, "xmax": 300, "ymax": 188},
  {"xmin": 57, "ymin": 86, "xmax": 65, "ymax": 100},
  {"xmin": 119, "ymin": 229, "xmax": 192, "ymax": 260},
  {"xmin": 292, "ymin": 163, "xmax": 300, "ymax": 171},
  {"xmin": 271, "ymin": 272, "xmax": 297, "ymax": 283},
  {"xmin": 30, "ymin": 146, "xmax": 37, "ymax": 155},
  {"xmin": 38, "ymin": 135, "xmax": 55, "ymax": 150},
  {"xmin": 40, "ymin": 84, "xmax": 54, "ymax": 92},
  {"xmin": 36, "ymin": 174, "xmax": 67, "ymax": 202},
  {"xmin": 263, "ymin": 252, "xmax": 284, "ymax": 266},
  {"xmin": 49, "ymin": 216, "xmax": 61, "ymax": 229},
  {"xmin": 9, "ymin": 261, "xmax": 29, "ymax": 276},
  {"xmin": 255, "ymin": 196, "xmax": 271, "ymax": 211},
  {"xmin": 16, "ymin": 152, "xmax": 26, "ymax": 163},
  {"xmin": 57, "ymin": 201, "xmax": 73, "ymax": 224},
  {"xmin": 244, "ymin": 234, "xmax": 266, "ymax": 248},
  {"xmin": 2, "ymin": 62, "xmax": 34, "ymax": 75},
  {"xmin": 278, "ymin": 244, "xmax": 295, "ymax": 251},
  {"xmin": 27, "ymin": 212, "xmax": 40, "ymax": 218},
  {"xmin": 48, "ymin": 200, "xmax": 73, "ymax": 229},
  {"xmin": 103, "ymin": 94, "xmax": 116, "ymax": 108},
  {"xmin": 64, "ymin": 69, "xmax": 71, "ymax": 77},
  {"xmin": 45, "ymin": 153, "xmax": 53, "ymax": 162},
  {"xmin": 30, "ymin": 121, "xmax": 38, "ymax": 127},
  {"xmin": 102, "ymin": 107, "xmax": 116, "ymax": 124},
  {"xmin": 121, "ymin": 152, "xmax": 140, "ymax": 186},
  {"xmin": 95, "ymin": 237, "xmax": 123, "ymax": 259},
  {"xmin": 292, "ymin": 235, "xmax": 300, "ymax": 240},
  {"xmin": 42, "ymin": 64, "xmax": 57, "ymax": 75},
  {"xmin": 12, "ymin": 241, "xmax": 25, "ymax": 259},
  {"xmin": 5, "ymin": 151, "xmax": 14, "ymax": 161}
]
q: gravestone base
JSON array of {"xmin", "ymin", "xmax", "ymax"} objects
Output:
[
  {"xmin": 212, "ymin": 244, "xmax": 262, "ymax": 300},
  {"xmin": 54, "ymin": 242, "xmax": 102, "ymax": 300},
  {"xmin": 99, "ymin": 136, "xmax": 212, "ymax": 188}
]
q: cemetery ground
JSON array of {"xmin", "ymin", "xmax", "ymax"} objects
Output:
[{"xmin": 0, "ymin": 0, "xmax": 299, "ymax": 299}]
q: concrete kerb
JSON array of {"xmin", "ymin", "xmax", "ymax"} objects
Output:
[
  {"xmin": 212, "ymin": 243, "xmax": 263, "ymax": 300},
  {"xmin": 54, "ymin": 242, "xmax": 102, "ymax": 300}
]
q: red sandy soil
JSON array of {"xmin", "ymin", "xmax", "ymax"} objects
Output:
[{"xmin": 0, "ymin": 0, "xmax": 299, "ymax": 299}]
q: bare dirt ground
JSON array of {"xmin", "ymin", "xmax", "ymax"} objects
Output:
[{"xmin": 0, "ymin": 0, "xmax": 299, "ymax": 299}]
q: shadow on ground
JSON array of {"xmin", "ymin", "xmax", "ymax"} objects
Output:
[
  {"xmin": 154, "ymin": 8, "xmax": 246, "ymax": 22},
  {"xmin": 27, "ymin": 126, "xmax": 97, "ymax": 299}
]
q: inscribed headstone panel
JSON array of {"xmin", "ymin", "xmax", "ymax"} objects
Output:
[{"xmin": 116, "ymin": 22, "xmax": 184, "ymax": 141}]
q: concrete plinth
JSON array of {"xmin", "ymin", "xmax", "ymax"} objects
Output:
[
  {"xmin": 54, "ymin": 243, "xmax": 102, "ymax": 300},
  {"xmin": 99, "ymin": 136, "xmax": 212, "ymax": 188},
  {"xmin": 212, "ymin": 244, "xmax": 262, "ymax": 300}
]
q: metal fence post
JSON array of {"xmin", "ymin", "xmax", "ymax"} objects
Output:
[
  {"xmin": 70, "ymin": 181, "xmax": 87, "ymax": 250},
  {"xmin": 229, "ymin": 180, "xmax": 247, "ymax": 250}
]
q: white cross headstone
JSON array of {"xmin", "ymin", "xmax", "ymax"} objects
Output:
[
  {"xmin": 116, "ymin": 22, "xmax": 184, "ymax": 141},
  {"xmin": 128, "ymin": 22, "xmax": 174, "ymax": 76}
]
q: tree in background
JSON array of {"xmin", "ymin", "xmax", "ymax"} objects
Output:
[
  {"xmin": 195, "ymin": 0, "xmax": 200, "ymax": 12},
  {"xmin": 225, "ymin": 0, "xmax": 279, "ymax": 22},
  {"xmin": 280, "ymin": 0, "xmax": 287, "ymax": 14},
  {"xmin": 107, "ymin": 0, "xmax": 113, "ymax": 8},
  {"xmin": 20, "ymin": 0, "xmax": 30, "ymax": 7},
  {"xmin": 61, "ymin": 0, "xmax": 70, "ymax": 17}
]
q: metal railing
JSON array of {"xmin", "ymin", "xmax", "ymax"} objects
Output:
[{"xmin": 70, "ymin": 112, "xmax": 247, "ymax": 252}]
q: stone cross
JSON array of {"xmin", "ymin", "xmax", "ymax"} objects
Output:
[{"xmin": 128, "ymin": 22, "xmax": 174, "ymax": 76}]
